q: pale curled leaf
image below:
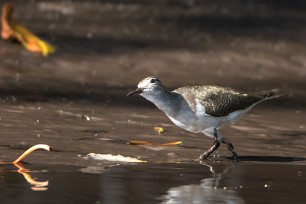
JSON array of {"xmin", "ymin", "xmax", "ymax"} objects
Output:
[
  {"xmin": 85, "ymin": 153, "xmax": 146, "ymax": 163},
  {"xmin": 13, "ymin": 144, "xmax": 51, "ymax": 164}
]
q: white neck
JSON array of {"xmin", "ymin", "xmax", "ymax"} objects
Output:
[
  {"xmin": 141, "ymin": 88, "xmax": 180, "ymax": 116},
  {"xmin": 140, "ymin": 87, "xmax": 195, "ymax": 120}
]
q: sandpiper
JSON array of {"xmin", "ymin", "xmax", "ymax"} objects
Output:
[{"xmin": 128, "ymin": 76, "xmax": 280, "ymax": 160}]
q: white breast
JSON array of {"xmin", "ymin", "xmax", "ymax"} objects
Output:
[
  {"xmin": 166, "ymin": 99, "xmax": 221, "ymax": 133},
  {"xmin": 166, "ymin": 100, "xmax": 252, "ymax": 135}
]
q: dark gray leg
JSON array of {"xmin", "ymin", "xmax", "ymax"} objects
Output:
[
  {"xmin": 221, "ymin": 138, "xmax": 238, "ymax": 160},
  {"xmin": 199, "ymin": 139, "xmax": 220, "ymax": 160},
  {"xmin": 199, "ymin": 128, "xmax": 238, "ymax": 161}
]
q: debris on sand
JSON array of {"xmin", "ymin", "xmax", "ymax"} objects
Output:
[{"xmin": 84, "ymin": 153, "xmax": 146, "ymax": 163}]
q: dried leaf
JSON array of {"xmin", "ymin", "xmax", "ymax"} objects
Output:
[
  {"xmin": 1, "ymin": 3, "xmax": 13, "ymax": 39},
  {"xmin": 128, "ymin": 140, "xmax": 182, "ymax": 147},
  {"xmin": 128, "ymin": 141, "xmax": 152, "ymax": 145},
  {"xmin": 85, "ymin": 153, "xmax": 146, "ymax": 163},
  {"xmin": 159, "ymin": 141, "xmax": 182, "ymax": 146},
  {"xmin": 154, "ymin": 127, "xmax": 164, "ymax": 134},
  {"xmin": 1, "ymin": 3, "xmax": 56, "ymax": 56}
]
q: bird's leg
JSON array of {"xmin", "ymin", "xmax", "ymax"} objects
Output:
[
  {"xmin": 199, "ymin": 138, "xmax": 220, "ymax": 160},
  {"xmin": 221, "ymin": 138, "xmax": 238, "ymax": 160}
]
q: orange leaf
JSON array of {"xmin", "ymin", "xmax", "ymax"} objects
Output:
[
  {"xmin": 1, "ymin": 3, "xmax": 14, "ymax": 39},
  {"xmin": 128, "ymin": 141, "xmax": 152, "ymax": 145},
  {"xmin": 1, "ymin": 3, "xmax": 56, "ymax": 56},
  {"xmin": 128, "ymin": 140, "xmax": 182, "ymax": 147}
]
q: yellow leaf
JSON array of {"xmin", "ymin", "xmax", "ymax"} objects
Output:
[
  {"xmin": 1, "ymin": 3, "xmax": 56, "ymax": 56},
  {"xmin": 154, "ymin": 127, "xmax": 164, "ymax": 134},
  {"xmin": 159, "ymin": 141, "xmax": 182, "ymax": 146}
]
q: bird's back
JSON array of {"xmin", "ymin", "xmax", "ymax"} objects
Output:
[{"xmin": 174, "ymin": 85, "xmax": 279, "ymax": 117}]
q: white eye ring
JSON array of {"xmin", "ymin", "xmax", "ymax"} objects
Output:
[{"xmin": 150, "ymin": 79, "xmax": 156, "ymax": 83}]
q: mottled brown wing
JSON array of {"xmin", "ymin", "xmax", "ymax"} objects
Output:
[{"xmin": 174, "ymin": 85, "xmax": 263, "ymax": 117}]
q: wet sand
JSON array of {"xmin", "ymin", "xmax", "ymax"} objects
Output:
[{"xmin": 0, "ymin": 0, "xmax": 306, "ymax": 203}]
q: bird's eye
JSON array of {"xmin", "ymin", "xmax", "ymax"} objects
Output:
[{"xmin": 150, "ymin": 79, "xmax": 156, "ymax": 83}]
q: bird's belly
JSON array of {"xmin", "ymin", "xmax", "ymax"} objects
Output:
[
  {"xmin": 167, "ymin": 114, "xmax": 219, "ymax": 133},
  {"xmin": 166, "ymin": 108, "xmax": 250, "ymax": 133}
]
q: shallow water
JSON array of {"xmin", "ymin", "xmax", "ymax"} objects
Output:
[
  {"xmin": 0, "ymin": 162, "xmax": 306, "ymax": 204},
  {"xmin": 1, "ymin": 0, "xmax": 306, "ymax": 203}
]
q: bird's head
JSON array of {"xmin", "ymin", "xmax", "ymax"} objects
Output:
[{"xmin": 127, "ymin": 76, "xmax": 162, "ymax": 97}]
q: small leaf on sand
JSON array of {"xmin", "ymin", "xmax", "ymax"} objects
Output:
[
  {"xmin": 154, "ymin": 127, "xmax": 164, "ymax": 134},
  {"xmin": 1, "ymin": 3, "xmax": 56, "ymax": 56}
]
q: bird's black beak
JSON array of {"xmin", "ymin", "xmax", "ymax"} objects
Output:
[{"xmin": 127, "ymin": 88, "xmax": 143, "ymax": 97}]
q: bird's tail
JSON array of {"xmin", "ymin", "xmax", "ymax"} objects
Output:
[{"xmin": 254, "ymin": 89, "xmax": 282, "ymax": 100}]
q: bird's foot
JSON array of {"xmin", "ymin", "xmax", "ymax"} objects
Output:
[
  {"xmin": 232, "ymin": 151, "xmax": 238, "ymax": 161},
  {"xmin": 198, "ymin": 151, "xmax": 238, "ymax": 161}
]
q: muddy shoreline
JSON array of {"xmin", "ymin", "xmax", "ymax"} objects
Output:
[{"xmin": 0, "ymin": 1, "xmax": 306, "ymax": 203}]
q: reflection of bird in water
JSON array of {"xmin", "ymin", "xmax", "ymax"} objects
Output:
[
  {"xmin": 160, "ymin": 163, "xmax": 245, "ymax": 204},
  {"xmin": 128, "ymin": 76, "xmax": 279, "ymax": 160}
]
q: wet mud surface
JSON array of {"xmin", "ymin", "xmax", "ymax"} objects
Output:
[{"xmin": 0, "ymin": 0, "xmax": 306, "ymax": 203}]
